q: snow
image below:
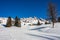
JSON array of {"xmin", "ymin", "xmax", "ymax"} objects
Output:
[
  {"xmin": 0, "ymin": 17, "xmax": 60, "ymax": 40},
  {"xmin": 0, "ymin": 25, "xmax": 60, "ymax": 40}
]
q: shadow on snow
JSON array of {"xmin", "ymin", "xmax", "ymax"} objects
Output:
[
  {"xmin": 29, "ymin": 27, "xmax": 47, "ymax": 30},
  {"xmin": 26, "ymin": 33, "xmax": 60, "ymax": 40}
]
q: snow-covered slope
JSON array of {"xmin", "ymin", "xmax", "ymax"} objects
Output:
[
  {"xmin": 0, "ymin": 23, "xmax": 60, "ymax": 40},
  {"xmin": 0, "ymin": 17, "xmax": 60, "ymax": 40}
]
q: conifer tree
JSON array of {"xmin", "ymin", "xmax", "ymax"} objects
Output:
[
  {"xmin": 37, "ymin": 20, "xmax": 41, "ymax": 25},
  {"xmin": 6, "ymin": 17, "xmax": 12, "ymax": 27},
  {"xmin": 14, "ymin": 16, "xmax": 21, "ymax": 27}
]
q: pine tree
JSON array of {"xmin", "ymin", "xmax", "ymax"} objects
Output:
[
  {"xmin": 14, "ymin": 16, "xmax": 21, "ymax": 27},
  {"xmin": 6, "ymin": 17, "xmax": 12, "ymax": 27},
  {"xmin": 37, "ymin": 20, "xmax": 41, "ymax": 25}
]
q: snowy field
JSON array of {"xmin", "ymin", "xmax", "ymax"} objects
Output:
[
  {"xmin": 0, "ymin": 18, "xmax": 60, "ymax": 40},
  {"xmin": 0, "ymin": 23, "xmax": 60, "ymax": 40}
]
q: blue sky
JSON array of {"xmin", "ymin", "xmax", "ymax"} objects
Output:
[{"xmin": 0, "ymin": 0, "xmax": 60, "ymax": 18}]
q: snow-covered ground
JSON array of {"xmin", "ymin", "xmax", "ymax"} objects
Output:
[{"xmin": 0, "ymin": 17, "xmax": 60, "ymax": 40}]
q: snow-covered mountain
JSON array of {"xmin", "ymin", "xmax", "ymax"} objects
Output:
[
  {"xmin": 0, "ymin": 17, "xmax": 50, "ymax": 26},
  {"xmin": 21, "ymin": 17, "xmax": 50, "ymax": 25}
]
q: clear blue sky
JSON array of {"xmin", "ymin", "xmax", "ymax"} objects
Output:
[{"xmin": 0, "ymin": 0, "xmax": 60, "ymax": 18}]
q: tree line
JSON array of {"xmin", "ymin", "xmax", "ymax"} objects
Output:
[
  {"xmin": 6, "ymin": 16, "xmax": 21, "ymax": 27},
  {"xmin": 5, "ymin": 16, "xmax": 41, "ymax": 27}
]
